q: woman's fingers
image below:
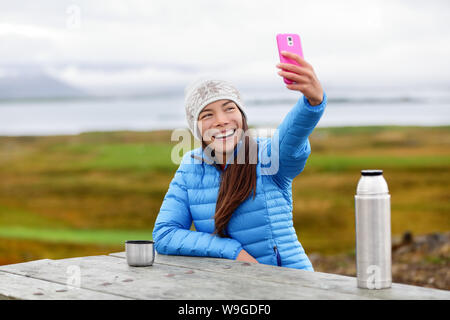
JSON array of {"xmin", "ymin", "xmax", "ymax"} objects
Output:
[
  {"xmin": 277, "ymin": 70, "xmax": 309, "ymax": 84},
  {"xmin": 276, "ymin": 52, "xmax": 324, "ymax": 103},
  {"xmin": 285, "ymin": 83, "xmax": 308, "ymax": 91},
  {"xmin": 281, "ymin": 51, "xmax": 312, "ymax": 68},
  {"xmin": 277, "ymin": 63, "xmax": 313, "ymax": 79}
]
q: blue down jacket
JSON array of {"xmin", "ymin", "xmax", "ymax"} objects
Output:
[{"xmin": 153, "ymin": 94, "xmax": 327, "ymax": 270}]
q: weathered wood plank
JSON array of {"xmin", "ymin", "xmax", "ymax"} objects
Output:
[
  {"xmin": 0, "ymin": 270, "xmax": 130, "ymax": 300},
  {"xmin": 2, "ymin": 252, "xmax": 447, "ymax": 300},
  {"xmin": 0, "ymin": 255, "xmax": 368, "ymax": 300},
  {"xmin": 109, "ymin": 251, "xmax": 450, "ymax": 300}
]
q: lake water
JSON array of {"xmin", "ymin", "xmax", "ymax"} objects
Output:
[{"xmin": 0, "ymin": 86, "xmax": 449, "ymax": 136}]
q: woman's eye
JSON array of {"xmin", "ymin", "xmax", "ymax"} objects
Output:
[{"xmin": 201, "ymin": 107, "xmax": 233, "ymax": 119}]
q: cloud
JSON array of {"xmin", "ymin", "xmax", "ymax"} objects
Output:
[{"xmin": 0, "ymin": 0, "xmax": 449, "ymax": 89}]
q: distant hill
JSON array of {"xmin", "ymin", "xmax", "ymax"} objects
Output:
[{"xmin": 0, "ymin": 72, "xmax": 86, "ymax": 100}]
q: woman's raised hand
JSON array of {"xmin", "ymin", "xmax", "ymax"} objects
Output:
[{"xmin": 276, "ymin": 51, "xmax": 324, "ymax": 106}]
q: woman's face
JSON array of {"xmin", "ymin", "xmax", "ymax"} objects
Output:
[{"xmin": 197, "ymin": 99, "xmax": 243, "ymax": 156}]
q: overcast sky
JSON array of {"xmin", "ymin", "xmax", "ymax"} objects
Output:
[{"xmin": 0, "ymin": 0, "xmax": 449, "ymax": 93}]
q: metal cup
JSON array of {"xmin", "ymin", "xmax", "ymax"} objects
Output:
[{"xmin": 125, "ymin": 240, "xmax": 155, "ymax": 267}]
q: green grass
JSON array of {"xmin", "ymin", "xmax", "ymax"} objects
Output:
[
  {"xmin": 12, "ymin": 143, "xmax": 178, "ymax": 173},
  {"xmin": 308, "ymin": 154, "xmax": 450, "ymax": 172},
  {"xmin": 0, "ymin": 226, "xmax": 153, "ymax": 245},
  {"xmin": 63, "ymin": 143, "xmax": 177, "ymax": 172},
  {"xmin": 0, "ymin": 205, "xmax": 153, "ymax": 245}
]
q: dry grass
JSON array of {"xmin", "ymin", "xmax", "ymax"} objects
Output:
[{"xmin": 0, "ymin": 126, "xmax": 449, "ymax": 264}]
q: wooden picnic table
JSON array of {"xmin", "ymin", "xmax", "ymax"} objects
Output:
[{"xmin": 0, "ymin": 251, "xmax": 449, "ymax": 300}]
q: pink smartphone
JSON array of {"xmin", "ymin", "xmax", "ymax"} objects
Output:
[{"xmin": 276, "ymin": 33, "xmax": 304, "ymax": 84}]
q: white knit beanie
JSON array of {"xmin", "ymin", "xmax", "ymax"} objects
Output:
[{"xmin": 184, "ymin": 79, "xmax": 248, "ymax": 141}]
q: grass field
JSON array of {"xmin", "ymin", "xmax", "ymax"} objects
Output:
[{"xmin": 0, "ymin": 126, "xmax": 449, "ymax": 265}]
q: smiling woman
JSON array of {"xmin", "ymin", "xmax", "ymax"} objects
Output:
[
  {"xmin": 197, "ymin": 99, "xmax": 244, "ymax": 165},
  {"xmin": 153, "ymin": 74, "xmax": 327, "ymax": 270},
  {"xmin": 184, "ymin": 80, "xmax": 258, "ymax": 241}
]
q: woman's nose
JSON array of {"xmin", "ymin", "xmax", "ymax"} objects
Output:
[{"xmin": 214, "ymin": 111, "xmax": 229, "ymax": 126}]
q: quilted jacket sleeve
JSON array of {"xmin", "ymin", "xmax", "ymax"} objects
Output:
[
  {"xmin": 152, "ymin": 158, "xmax": 244, "ymax": 260},
  {"xmin": 269, "ymin": 93, "xmax": 327, "ymax": 189}
]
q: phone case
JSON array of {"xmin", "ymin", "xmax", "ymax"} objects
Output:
[{"xmin": 276, "ymin": 33, "xmax": 304, "ymax": 85}]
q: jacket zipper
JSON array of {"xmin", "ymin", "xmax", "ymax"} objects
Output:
[{"xmin": 273, "ymin": 245, "xmax": 281, "ymax": 267}]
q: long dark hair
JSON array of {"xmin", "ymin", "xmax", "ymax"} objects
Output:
[{"xmin": 201, "ymin": 113, "xmax": 258, "ymax": 237}]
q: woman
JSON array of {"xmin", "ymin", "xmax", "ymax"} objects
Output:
[{"xmin": 152, "ymin": 51, "xmax": 326, "ymax": 270}]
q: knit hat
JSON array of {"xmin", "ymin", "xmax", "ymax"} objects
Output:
[{"xmin": 184, "ymin": 79, "xmax": 248, "ymax": 141}]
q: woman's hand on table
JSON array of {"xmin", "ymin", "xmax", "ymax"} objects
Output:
[{"xmin": 236, "ymin": 249, "xmax": 259, "ymax": 263}]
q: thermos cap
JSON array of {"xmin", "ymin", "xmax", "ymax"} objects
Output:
[
  {"xmin": 356, "ymin": 169, "xmax": 389, "ymax": 195},
  {"xmin": 361, "ymin": 169, "xmax": 383, "ymax": 176}
]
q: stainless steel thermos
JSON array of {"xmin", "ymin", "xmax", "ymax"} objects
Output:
[{"xmin": 355, "ymin": 170, "xmax": 392, "ymax": 289}]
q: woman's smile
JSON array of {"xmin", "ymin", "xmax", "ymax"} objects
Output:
[{"xmin": 213, "ymin": 129, "xmax": 236, "ymax": 141}]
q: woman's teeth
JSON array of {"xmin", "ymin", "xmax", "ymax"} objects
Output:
[{"xmin": 214, "ymin": 129, "xmax": 235, "ymax": 140}]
